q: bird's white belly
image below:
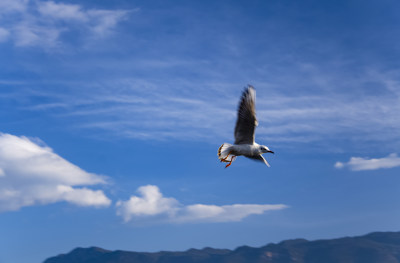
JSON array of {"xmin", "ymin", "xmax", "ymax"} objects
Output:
[{"xmin": 232, "ymin": 144, "xmax": 257, "ymax": 156}]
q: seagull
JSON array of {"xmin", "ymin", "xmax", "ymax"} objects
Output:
[{"xmin": 218, "ymin": 85, "xmax": 274, "ymax": 168}]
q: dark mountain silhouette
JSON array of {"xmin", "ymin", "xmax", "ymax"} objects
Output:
[{"xmin": 43, "ymin": 231, "xmax": 400, "ymax": 263}]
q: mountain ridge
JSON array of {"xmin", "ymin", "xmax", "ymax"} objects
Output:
[{"xmin": 43, "ymin": 231, "xmax": 400, "ymax": 263}]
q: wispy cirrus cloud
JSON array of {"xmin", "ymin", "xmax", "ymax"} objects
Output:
[
  {"xmin": 0, "ymin": 0, "xmax": 28, "ymax": 14},
  {"xmin": 0, "ymin": 27, "xmax": 10, "ymax": 42},
  {"xmin": 16, "ymin": 74, "xmax": 400, "ymax": 150},
  {"xmin": 2, "ymin": 72, "xmax": 399, "ymax": 154},
  {"xmin": 116, "ymin": 185, "xmax": 287, "ymax": 224},
  {"xmin": 37, "ymin": 1, "xmax": 88, "ymax": 21},
  {"xmin": 335, "ymin": 153, "xmax": 400, "ymax": 171},
  {"xmin": 0, "ymin": 0, "xmax": 133, "ymax": 48},
  {"xmin": 0, "ymin": 132, "xmax": 111, "ymax": 212},
  {"xmin": 37, "ymin": 1, "xmax": 131, "ymax": 36},
  {"xmin": 1, "ymin": 8, "xmax": 399, "ymax": 152}
]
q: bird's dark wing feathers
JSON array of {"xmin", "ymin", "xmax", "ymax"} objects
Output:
[
  {"xmin": 245, "ymin": 155, "xmax": 270, "ymax": 167},
  {"xmin": 245, "ymin": 155, "xmax": 264, "ymax": 162},
  {"xmin": 234, "ymin": 86, "xmax": 257, "ymax": 145}
]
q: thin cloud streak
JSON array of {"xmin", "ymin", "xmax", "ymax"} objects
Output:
[{"xmin": 335, "ymin": 153, "xmax": 400, "ymax": 171}]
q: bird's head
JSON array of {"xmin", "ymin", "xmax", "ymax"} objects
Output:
[{"xmin": 260, "ymin": 145, "xmax": 274, "ymax": 154}]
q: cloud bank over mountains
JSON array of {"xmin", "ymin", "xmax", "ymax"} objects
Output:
[{"xmin": 117, "ymin": 185, "xmax": 287, "ymax": 223}]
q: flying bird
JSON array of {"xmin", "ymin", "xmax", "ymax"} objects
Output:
[{"xmin": 218, "ymin": 85, "xmax": 274, "ymax": 168}]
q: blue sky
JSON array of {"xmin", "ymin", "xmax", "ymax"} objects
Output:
[{"xmin": 1, "ymin": 0, "xmax": 400, "ymax": 262}]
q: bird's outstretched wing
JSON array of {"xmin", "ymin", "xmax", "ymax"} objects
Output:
[
  {"xmin": 234, "ymin": 85, "xmax": 258, "ymax": 145},
  {"xmin": 246, "ymin": 155, "xmax": 270, "ymax": 167}
]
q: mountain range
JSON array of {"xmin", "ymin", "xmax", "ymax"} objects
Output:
[{"xmin": 43, "ymin": 231, "xmax": 400, "ymax": 263}]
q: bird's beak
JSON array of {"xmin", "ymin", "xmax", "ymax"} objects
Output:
[{"xmin": 268, "ymin": 150, "xmax": 274, "ymax": 154}]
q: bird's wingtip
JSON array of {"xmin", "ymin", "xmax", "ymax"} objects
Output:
[
  {"xmin": 246, "ymin": 84, "xmax": 255, "ymax": 90},
  {"xmin": 264, "ymin": 158, "xmax": 271, "ymax": 167}
]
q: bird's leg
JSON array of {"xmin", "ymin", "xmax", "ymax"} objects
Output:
[
  {"xmin": 224, "ymin": 156, "xmax": 236, "ymax": 168},
  {"xmin": 220, "ymin": 151, "xmax": 232, "ymax": 162}
]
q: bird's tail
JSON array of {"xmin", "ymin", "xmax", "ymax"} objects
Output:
[{"xmin": 218, "ymin": 143, "xmax": 235, "ymax": 163}]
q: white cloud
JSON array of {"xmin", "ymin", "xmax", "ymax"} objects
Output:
[
  {"xmin": 178, "ymin": 203, "xmax": 286, "ymax": 223},
  {"xmin": 37, "ymin": 1, "xmax": 87, "ymax": 21},
  {"xmin": 36, "ymin": 0, "xmax": 131, "ymax": 36},
  {"xmin": 334, "ymin": 162, "xmax": 344, "ymax": 169},
  {"xmin": 0, "ymin": 133, "xmax": 111, "ymax": 212},
  {"xmin": 87, "ymin": 9, "xmax": 129, "ymax": 36},
  {"xmin": 116, "ymin": 185, "xmax": 179, "ymax": 221},
  {"xmin": 335, "ymin": 153, "xmax": 400, "ymax": 171},
  {"xmin": 0, "ymin": 0, "xmax": 131, "ymax": 48},
  {"xmin": 57, "ymin": 185, "xmax": 111, "ymax": 207},
  {"xmin": 116, "ymin": 185, "xmax": 287, "ymax": 223}
]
